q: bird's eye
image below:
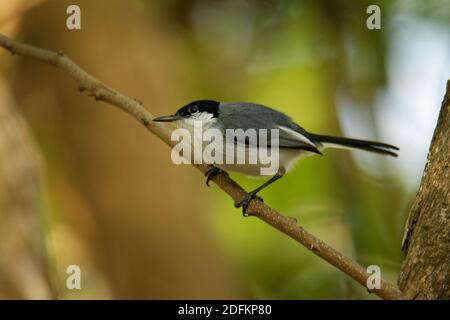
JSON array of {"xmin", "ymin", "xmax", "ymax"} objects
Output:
[{"xmin": 189, "ymin": 105, "xmax": 198, "ymax": 113}]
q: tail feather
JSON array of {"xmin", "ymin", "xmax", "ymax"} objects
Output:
[{"xmin": 312, "ymin": 134, "xmax": 399, "ymax": 157}]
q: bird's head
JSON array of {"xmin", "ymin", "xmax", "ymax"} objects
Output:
[{"xmin": 153, "ymin": 100, "xmax": 219, "ymax": 125}]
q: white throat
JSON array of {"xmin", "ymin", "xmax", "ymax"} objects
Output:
[{"xmin": 179, "ymin": 112, "xmax": 217, "ymax": 130}]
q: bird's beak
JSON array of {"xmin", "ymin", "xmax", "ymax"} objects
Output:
[{"xmin": 153, "ymin": 114, "xmax": 181, "ymax": 122}]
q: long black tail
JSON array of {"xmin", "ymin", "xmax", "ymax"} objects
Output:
[{"xmin": 312, "ymin": 134, "xmax": 399, "ymax": 157}]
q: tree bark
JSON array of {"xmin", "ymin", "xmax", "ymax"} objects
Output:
[{"xmin": 398, "ymin": 80, "xmax": 450, "ymax": 299}]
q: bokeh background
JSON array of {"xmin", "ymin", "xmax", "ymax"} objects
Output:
[{"xmin": 0, "ymin": 0, "xmax": 448, "ymax": 299}]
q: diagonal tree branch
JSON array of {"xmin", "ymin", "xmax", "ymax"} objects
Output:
[{"xmin": 0, "ymin": 33, "xmax": 403, "ymax": 300}]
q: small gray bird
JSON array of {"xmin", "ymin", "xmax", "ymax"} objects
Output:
[{"xmin": 154, "ymin": 100, "xmax": 398, "ymax": 215}]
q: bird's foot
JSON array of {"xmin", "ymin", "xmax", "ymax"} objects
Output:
[
  {"xmin": 235, "ymin": 192, "xmax": 264, "ymax": 217},
  {"xmin": 204, "ymin": 166, "xmax": 227, "ymax": 187}
]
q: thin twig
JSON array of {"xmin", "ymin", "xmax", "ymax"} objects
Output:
[{"xmin": 0, "ymin": 33, "xmax": 403, "ymax": 300}]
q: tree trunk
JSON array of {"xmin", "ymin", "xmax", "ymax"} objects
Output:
[
  {"xmin": 398, "ymin": 80, "xmax": 450, "ymax": 299},
  {"xmin": 0, "ymin": 80, "xmax": 54, "ymax": 299}
]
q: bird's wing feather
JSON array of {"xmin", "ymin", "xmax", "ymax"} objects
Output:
[
  {"xmin": 277, "ymin": 126, "xmax": 322, "ymax": 154},
  {"xmin": 218, "ymin": 102, "xmax": 321, "ymax": 154}
]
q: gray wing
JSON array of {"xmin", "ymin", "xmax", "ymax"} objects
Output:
[{"xmin": 218, "ymin": 102, "xmax": 321, "ymax": 154}]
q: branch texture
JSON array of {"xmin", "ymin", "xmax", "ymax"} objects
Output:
[
  {"xmin": 398, "ymin": 81, "xmax": 450, "ymax": 299},
  {"xmin": 0, "ymin": 33, "xmax": 403, "ymax": 300}
]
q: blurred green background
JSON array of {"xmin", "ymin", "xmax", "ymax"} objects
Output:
[{"xmin": 0, "ymin": 0, "xmax": 448, "ymax": 299}]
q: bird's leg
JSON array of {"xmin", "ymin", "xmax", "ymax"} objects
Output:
[
  {"xmin": 204, "ymin": 166, "xmax": 227, "ymax": 187},
  {"xmin": 236, "ymin": 167, "xmax": 286, "ymax": 217}
]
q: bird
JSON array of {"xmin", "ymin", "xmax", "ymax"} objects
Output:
[{"xmin": 153, "ymin": 100, "xmax": 399, "ymax": 216}]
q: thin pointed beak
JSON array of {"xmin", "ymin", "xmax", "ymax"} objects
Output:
[{"xmin": 153, "ymin": 114, "xmax": 181, "ymax": 122}]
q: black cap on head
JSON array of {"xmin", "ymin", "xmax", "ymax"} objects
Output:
[{"xmin": 175, "ymin": 100, "xmax": 220, "ymax": 118}]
